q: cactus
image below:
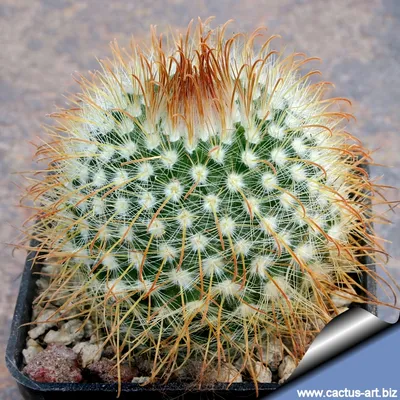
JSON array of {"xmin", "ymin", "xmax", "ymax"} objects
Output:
[{"xmin": 22, "ymin": 19, "xmax": 390, "ymax": 386}]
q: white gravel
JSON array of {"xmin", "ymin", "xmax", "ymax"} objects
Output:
[
  {"xmin": 28, "ymin": 308, "xmax": 59, "ymax": 340},
  {"xmin": 252, "ymin": 361, "xmax": 272, "ymax": 383},
  {"xmin": 22, "ymin": 339, "xmax": 43, "ymax": 364},
  {"xmin": 262, "ymin": 337, "xmax": 283, "ymax": 370},
  {"xmin": 73, "ymin": 342, "xmax": 103, "ymax": 367},
  {"xmin": 278, "ymin": 355, "xmax": 296, "ymax": 383},
  {"xmin": 44, "ymin": 319, "xmax": 85, "ymax": 345},
  {"xmin": 216, "ymin": 363, "xmax": 243, "ymax": 383},
  {"xmin": 331, "ymin": 287, "xmax": 358, "ymax": 308}
]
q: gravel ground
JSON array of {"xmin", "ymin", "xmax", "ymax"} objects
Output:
[{"xmin": 1, "ymin": 1, "xmax": 399, "ymax": 398}]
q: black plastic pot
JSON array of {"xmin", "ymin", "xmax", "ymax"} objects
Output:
[{"xmin": 6, "ymin": 246, "xmax": 376, "ymax": 400}]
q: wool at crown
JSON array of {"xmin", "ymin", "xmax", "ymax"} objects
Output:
[{"xmin": 22, "ymin": 19, "xmax": 388, "ymax": 387}]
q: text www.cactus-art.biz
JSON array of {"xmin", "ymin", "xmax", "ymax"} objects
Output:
[{"xmin": 297, "ymin": 388, "xmax": 398, "ymax": 398}]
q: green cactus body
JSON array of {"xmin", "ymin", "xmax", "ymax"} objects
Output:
[{"xmin": 25, "ymin": 20, "xmax": 385, "ymax": 385}]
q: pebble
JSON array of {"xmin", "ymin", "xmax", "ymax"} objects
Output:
[
  {"xmin": 35, "ymin": 278, "xmax": 49, "ymax": 292},
  {"xmin": 84, "ymin": 320, "xmax": 94, "ymax": 338},
  {"xmin": 44, "ymin": 319, "xmax": 85, "ymax": 345},
  {"xmin": 251, "ymin": 361, "xmax": 272, "ymax": 383},
  {"xmin": 262, "ymin": 337, "xmax": 283, "ymax": 371},
  {"xmin": 41, "ymin": 264, "xmax": 60, "ymax": 275},
  {"xmin": 58, "ymin": 302, "xmax": 79, "ymax": 318},
  {"xmin": 89, "ymin": 333, "xmax": 98, "ymax": 344},
  {"xmin": 102, "ymin": 345, "xmax": 117, "ymax": 359},
  {"xmin": 216, "ymin": 363, "xmax": 242, "ymax": 383},
  {"xmin": 32, "ymin": 305, "xmax": 42, "ymax": 320},
  {"xmin": 132, "ymin": 376, "xmax": 150, "ymax": 384},
  {"xmin": 23, "ymin": 344, "xmax": 82, "ymax": 383},
  {"xmin": 72, "ymin": 342, "xmax": 102, "ymax": 368},
  {"xmin": 331, "ymin": 287, "xmax": 357, "ymax": 308},
  {"xmin": 28, "ymin": 308, "xmax": 59, "ymax": 340},
  {"xmin": 278, "ymin": 356, "xmax": 296, "ymax": 384},
  {"xmin": 22, "ymin": 339, "xmax": 43, "ymax": 364}
]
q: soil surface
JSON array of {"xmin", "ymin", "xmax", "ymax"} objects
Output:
[{"xmin": 1, "ymin": 1, "xmax": 399, "ymax": 398}]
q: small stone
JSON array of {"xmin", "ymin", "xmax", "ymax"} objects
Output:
[
  {"xmin": 216, "ymin": 363, "xmax": 242, "ymax": 383},
  {"xmin": 233, "ymin": 358, "xmax": 243, "ymax": 372},
  {"xmin": 84, "ymin": 320, "xmax": 94, "ymax": 338},
  {"xmin": 23, "ymin": 344, "xmax": 82, "ymax": 383},
  {"xmin": 278, "ymin": 356, "xmax": 296, "ymax": 384},
  {"xmin": 134, "ymin": 355, "xmax": 152, "ymax": 375},
  {"xmin": 88, "ymin": 358, "xmax": 137, "ymax": 383},
  {"xmin": 132, "ymin": 376, "xmax": 150, "ymax": 384},
  {"xmin": 32, "ymin": 305, "xmax": 42, "ymax": 320},
  {"xmin": 101, "ymin": 345, "xmax": 115, "ymax": 359},
  {"xmin": 22, "ymin": 339, "xmax": 43, "ymax": 364},
  {"xmin": 251, "ymin": 361, "xmax": 272, "ymax": 383},
  {"xmin": 72, "ymin": 342, "xmax": 102, "ymax": 368},
  {"xmin": 41, "ymin": 264, "xmax": 60, "ymax": 275},
  {"xmin": 89, "ymin": 334, "xmax": 98, "ymax": 344},
  {"xmin": 44, "ymin": 319, "xmax": 85, "ymax": 345},
  {"xmin": 36, "ymin": 278, "xmax": 49, "ymax": 292},
  {"xmin": 331, "ymin": 287, "xmax": 357, "ymax": 308},
  {"xmin": 28, "ymin": 308, "xmax": 59, "ymax": 340},
  {"xmin": 58, "ymin": 302, "xmax": 79, "ymax": 318},
  {"xmin": 261, "ymin": 337, "xmax": 283, "ymax": 371}
]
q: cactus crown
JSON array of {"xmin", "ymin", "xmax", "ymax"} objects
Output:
[{"xmin": 23, "ymin": 19, "xmax": 389, "ymax": 387}]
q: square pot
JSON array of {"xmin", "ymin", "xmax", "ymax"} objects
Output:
[{"xmin": 6, "ymin": 244, "xmax": 376, "ymax": 400}]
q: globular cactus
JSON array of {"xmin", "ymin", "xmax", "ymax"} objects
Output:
[{"xmin": 23, "ymin": 19, "xmax": 390, "ymax": 386}]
